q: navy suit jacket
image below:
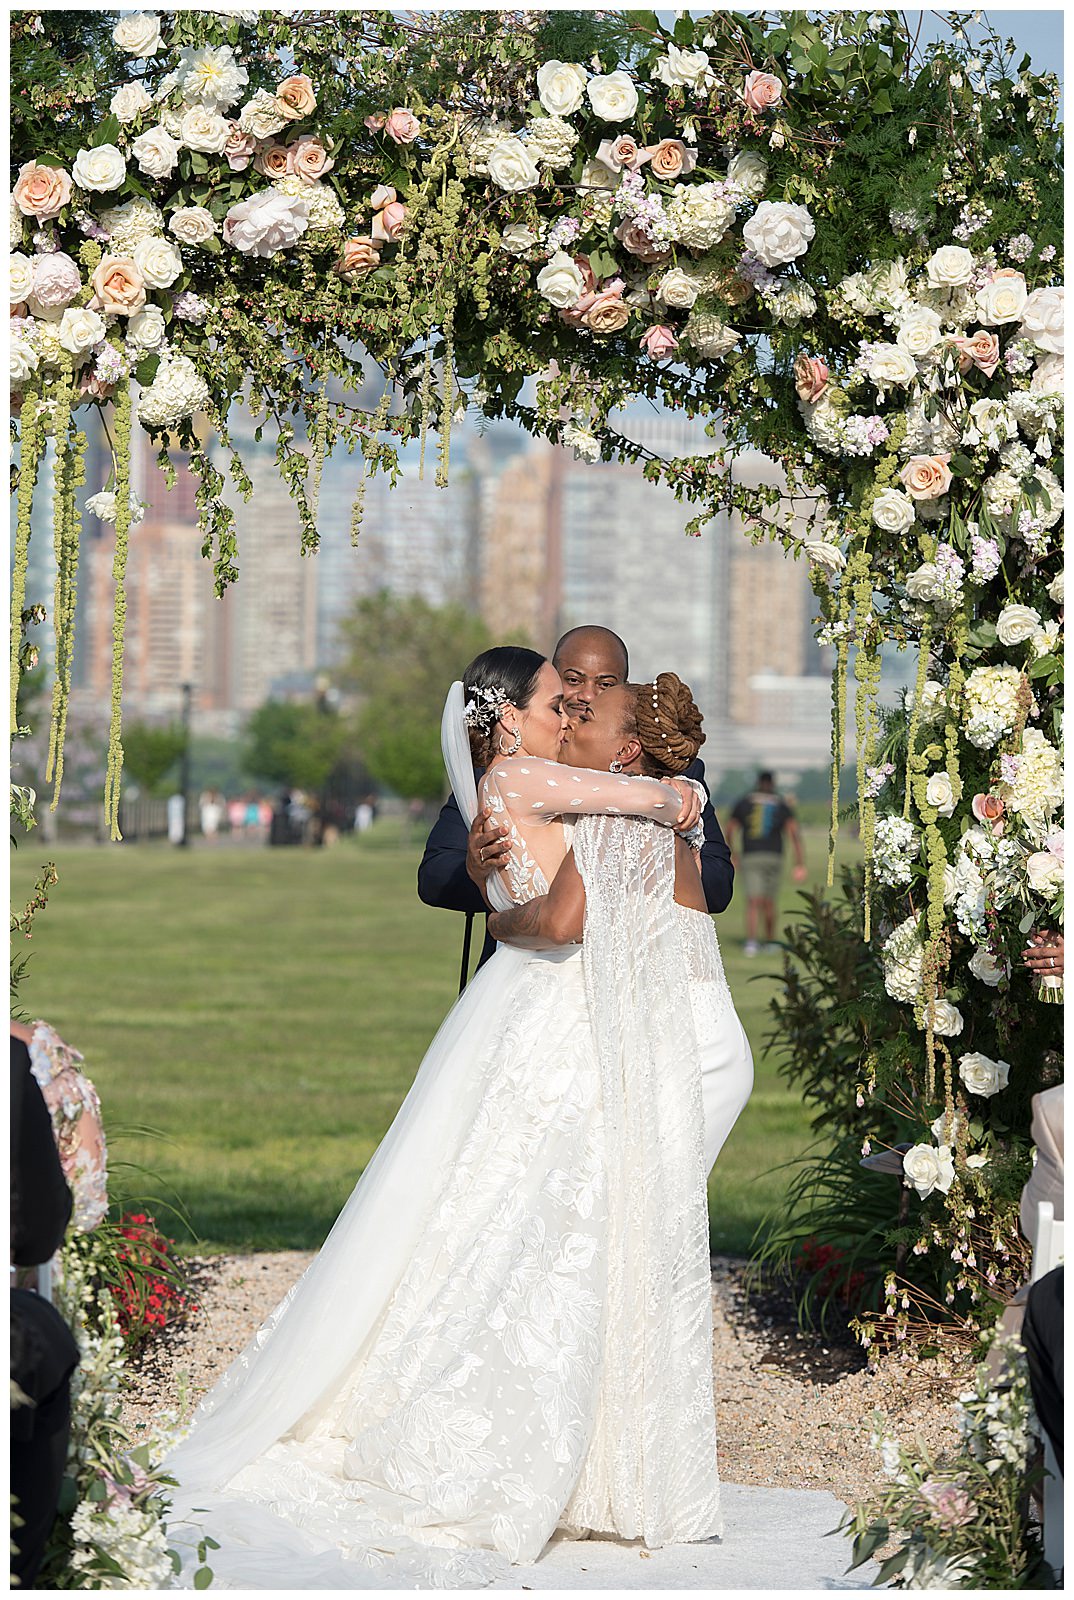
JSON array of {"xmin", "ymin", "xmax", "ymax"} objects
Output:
[{"xmin": 417, "ymin": 758, "xmax": 734, "ymax": 973}]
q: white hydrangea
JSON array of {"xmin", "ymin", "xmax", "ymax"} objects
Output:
[
  {"xmin": 10, "ymin": 195, "xmax": 24, "ymax": 252},
  {"xmin": 872, "ymin": 814, "xmax": 920, "ymax": 888},
  {"xmin": 461, "ymin": 118, "xmax": 514, "ymax": 177},
  {"xmin": 135, "ymin": 350, "xmax": 209, "ymax": 427},
  {"xmin": 98, "ymin": 197, "xmax": 165, "ymax": 253},
  {"xmin": 962, "ymin": 664, "xmax": 1023, "ymax": 749},
  {"xmin": 952, "ymin": 845, "xmax": 988, "ymax": 940},
  {"xmin": 522, "ymin": 115, "xmax": 578, "ymax": 170},
  {"xmin": 665, "ymin": 182, "xmax": 735, "ymax": 250},
  {"xmin": 997, "ymin": 728, "xmax": 1064, "ymax": 838},
  {"xmin": 882, "ymin": 915, "xmax": 925, "ymax": 1003},
  {"xmin": 272, "ymin": 174, "xmax": 345, "ymax": 232}
]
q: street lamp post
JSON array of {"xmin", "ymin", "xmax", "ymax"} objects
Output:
[{"xmin": 178, "ymin": 681, "xmax": 193, "ymax": 847}]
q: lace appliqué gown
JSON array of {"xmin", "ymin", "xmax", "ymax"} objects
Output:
[{"xmin": 164, "ymin": 765, "xmax": 739, "ymax": 1589}]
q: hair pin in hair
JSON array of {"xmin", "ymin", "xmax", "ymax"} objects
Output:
[{"xmin": 463, "ymin": 684, "xmax": 511, "ymax": 732}]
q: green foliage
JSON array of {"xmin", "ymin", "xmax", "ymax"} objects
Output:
[
  {"xmin": 120, "ymin": 723, "xmax": 186, "ymax": 798},
  {"xmin": 356, "ymin": 698, "xmax": 450, "ymax": 803},
  {"xmin": 242, "ymin": 698, "xmax": 352, "ymax": 794}
]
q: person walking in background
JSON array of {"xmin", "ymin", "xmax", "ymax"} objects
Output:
[{"xmin": 725, "ymin": 770, "xmax": 806, "ymax": 956}]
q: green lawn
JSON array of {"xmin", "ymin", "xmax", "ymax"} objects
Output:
[{"xmin": 12, "ymin": 822, "xmax": 857, "ymax": 1256}]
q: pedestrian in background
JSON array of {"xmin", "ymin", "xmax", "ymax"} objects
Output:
[{"xmin": 725, "ymin": 770, "xmax": 806, "ymax": 956}]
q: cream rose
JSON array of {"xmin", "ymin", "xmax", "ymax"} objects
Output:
[
  {"xmin": 727, "ymin": 150, "xmax": 768, "ymax": 197},
  {"xmin": 1026, "ymin": 849, "xmax": 1064, "ymax": 897},
  {"xmin": 132, "ymin": 235, "xmax": 183, "ymax": 288},
  {"xmin": 866, "ymin": 344, "xmax": 918, "ymax": 390},
  {"xmin": 657, "ymin": 267, "xmax": 698, "ymax": 310},
  {"xmin": 586, "ymin": 71, "xmax": 639, "ymax": 122},
  {"xmin": 742, "ymin": 200, "xmax": 814, "ymax": 267},
  {"xmin": 654, "ymin": 43, "xmax": 712, "ymax": 90},
  {"xmin": 975, "ymin": 269, "xmax": 1028, "ymax": 325},
  {"xmin": 12, "ymin": 160, "xmax": 73, "ymax": 220},
  {"xmin": 1046, "ymin": 570, "xmax": 1064, "ymax": 607},
  {"xmin": 996, "ymin": 603, "xmax": 1042, "ymax": 646},
  {"xmin": 1019, "ymin": 286, "xmax": 1064, "ymax": 354},
  {"xmin": 89, "ymin": 255, "xmax": 147, "ymax": 315},
  {"xmin": 9, "ymin": 253, "xmax": 35, "ymax": 304},
  {"xmin": 334, "ymin": 237, "xmax": 380, "ymax": 281},
  {"xmin": 111, "ymin": 82, "xmax": 153, "ymax": 124},
  {"xmin": 113, "ymin": 12, "xmax": 162, "ymax": 57},
  {"xmin": 126, "ymin": 305, "xmax": 167, "ymax": 349},
  {"xmin": 896, "ymin": 306, "xmax": 943, "ymax": 358},
  {"xmin": 238, "ymin": 90, "xmax": 289, "ymax": 140},
  {"xmin": 487, "ymin": 137, "xmax": 540, "ymax": 193},
  {"xmin": 802, "ymin": 539, "xmax": 845, "ymax": 571},
  {"xmin": 900, "ymin": 454, "xmax": 953, "ymax": 500},
  {"xmin": 169, "ymin": 206, "xmax": 217, "ymax": 245},
  {"xmin": 925, "ymin": 999, "xmax": 964, "ymax": 1037},
  {"xmin": 276, "ymin": 75, "xmax": 317, "ymax": 120},
  {"xmin": 72, "ymin": 144, "xmax": 127, "ymax": 193},
  {"xmin": 132, "ymin": 125, "xmax": 181, "ymax": 179},
  {"xmin": 925, "ymin": 771, "xmax": 957, "ymax": 817},
  {"xmin": 743, "ymin": 70, "xmax": 782, "ymax": 111},
  {"xmin": 905, "ymin": 563, "xmax": 942, "ymax": 603},
  {"xmin": 872, "ymin": 487, "xmax": 916, "ymax": 534},
  {"xmin": 968, "ymin": 946, "xmax": 1007, "ymax": 986},
  {"xmin": 536, "ymin": 60, "xmax": 588, "ymax": 117},
  {"xmin": 925, "ymin": 244, "xmax": 975, "ymax": 288},
  {"xmin": 958, "ymin": 1051, "xmax": 1011, "ymax": 1097},
  {"xmin": 11, "ymin": 329, "xmax": 39, "ymax": 384},
  {"xmin": 902, "ymin": 1143, "xmax": 956, "ymax": 1199},
  {"xmin": 499, "ymin": 222, "xmax": 539, "ymax": 256},
  {"xmin": 536, "ymin": 250, "xmax": 587, "ymax": 309},
  {"xmin": 57, "ymin": 306, "xmax": 106, "ymax": 357},
  {"xmin": 1031, "ymin": 352, "xmax": 1064, "ymax": 395},
  {"xmin": 180, "ymin": 106, "xmax": 231, "ymax": 153}
]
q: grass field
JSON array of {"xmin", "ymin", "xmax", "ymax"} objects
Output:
[{"xmin": 12, "ymin": 820, "xmax": 858, "ymax": 1257}]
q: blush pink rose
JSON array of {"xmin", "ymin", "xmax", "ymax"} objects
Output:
[
  {"xmin": 743, "ymin": 70, "xmax": 783, "ymax": 112},
  {"xmin": 899, "ymin": 454, "xmax": 953, "ymax": 499},
  {"xmin": 596, "ymin": 134, "xmax": 648, "ymax": 172},
  {"xmin": 644, "ymin": 138, "xmax": 697, "ymax": 181},
  {"xmin": 384, "ymin": 108, "xmax": 420, "ymax": 144},
  {"xmin": 79, "ymin": 369, "xmax": 117, "ymax": 401},
  {"xmin": 971, "ymin": 793, "xmax": 1006, "ymax": 833},
  {"xmin": 371, "ymin": 200, "xmax": 407, "ymax": 244},
  {"xmin": 952, "ymin": 328, "xmax": 1001, "ymax": 378},
  {"xmin": 364, "ymin": 113, "xmax": 387, "ymax": 132},
  {"xmin": 794, "ymin": 353, "xmax": 829, "ymax": 403},
  {"xmin": 640, "ymin": 323, "xmax": 678, "ymax": 361},
  {"xmin": 224, "ymin": 123, "xmax": 256, "ymax": 171},
  {"xmin": 276, "ymin": 75, "xmax": 317, "ymax": 120},
  {"xmin": 614, "ymin": 216, "xmax": 670, "ymax": 265},
  {"xmin": 291, "ymin": 134, "xmax": 334, "ymax": 182},
  {"xmin": 13, "ymin": 160, "xmax": 74, "ymax": 220},
  {"xmin": 88, "ymin": 255, "xmax": 147, "ymax": 315},
  {"xmin": 253, "ymin": 141, "xmax": 293, "ymax": 179},
  {"xmin": 334, "ymin": 237, "xmax": 380, "ymax": 281},
  {"xmin": 28, "ymin": 251, "xmax": 82, "ymax": 312}
]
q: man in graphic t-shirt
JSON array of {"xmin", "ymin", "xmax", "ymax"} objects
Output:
[{"xmin": 726, "ymin": 770, "xmax": 806, "ymax": 956}]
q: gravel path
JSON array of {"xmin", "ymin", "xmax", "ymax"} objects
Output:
[{"xmin": 123, "ymin": 1251, "xmax": 972, "ymax": 1510}]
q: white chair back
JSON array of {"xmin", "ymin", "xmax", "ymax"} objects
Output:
[{"xmin": 1031, "ymin": 1201, "xmax": 1065, "ymax": 1282}]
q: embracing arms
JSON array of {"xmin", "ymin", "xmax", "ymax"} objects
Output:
[{"xmin": 487, "ymin": 854, "xmax": 587, "ymax": 950}]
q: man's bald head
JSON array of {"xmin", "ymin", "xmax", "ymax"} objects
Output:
[{"xmin": 552, "ymin": 626, "xmax": 629, "ymax": 718}]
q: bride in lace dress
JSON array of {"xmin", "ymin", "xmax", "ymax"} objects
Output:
[{"xmin": 164, "ymin": 647, "xmax": 723, "ymax": 1590}]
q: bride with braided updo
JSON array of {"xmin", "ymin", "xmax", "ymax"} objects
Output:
[{"xmin": 164, "ymin": 648, "xmax": 733, "ymax": 1590}]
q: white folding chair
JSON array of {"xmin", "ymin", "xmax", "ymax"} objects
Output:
[{"xmin": 1031, "ymin": 1201, "xmax": 1064, "ymax": 1577}]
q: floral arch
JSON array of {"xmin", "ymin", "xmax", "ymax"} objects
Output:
[{"xmin": 9, "ymin": 8, "xmax": 1064, "ymax": 1339}]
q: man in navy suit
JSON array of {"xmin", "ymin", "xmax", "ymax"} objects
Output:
[{"xmin": 418, "ymin": 625, "xmax": 735, "ymax": 984}]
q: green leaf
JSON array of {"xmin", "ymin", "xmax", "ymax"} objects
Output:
[
  {"xmin": 91, "ymin": 114, "xmax": 121, "ymax": 149},
  {"xmin": 948, "ymin": 453, "xmax": 975, "ymax": 478},
  {"xmin": 848, "ymin": 1520, "xmax": 888, "ymax": 1570},
  {"xmin": 194, "ymin": 1566, "xmax": 214, "ymax": 1589},
  {"xmin": 1029, "ymin": 654, "xmax": 1059, "ymax": 678},
  {"xmin": 135, "ymin": 355, "xmax": 161, "ymax": 387},
  {"xmin": 189, "ymin": 151, "xmax": 209, "ymax": 176},
  {"xmin": 872, "ymin": 88, "xmax": 893, "ymax": 115},
  {"xmin": 873, "ymin": 1548, "xmax": 909, "ymax": 1585},
  {"xmin": 809, "ymin": 40, "xmax": 829, "ymax": 68}
]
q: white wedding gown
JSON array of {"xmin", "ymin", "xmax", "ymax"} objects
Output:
[{"xmin": 163, "ymin": 693, "xmax": 749, "ymax": 1589}]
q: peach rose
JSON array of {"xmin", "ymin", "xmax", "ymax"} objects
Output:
[
  {"xmin": 370, "ymin": 184, "xmax": 397, "ymax": 211},
  {"xmin": 291, "ymin": 134, "xmax": 334, "ymax": 182},
  {"xmin": 13, "ymin": 160, "xmax": 74, "ymax": 220},
  {"xmin": 583, "ymin": 284, "xmax": 629, "ymax": 335},
  {"xmin": 899, "ymin": 454, "xmax": 953, "ymax": 500},
  {"xmin": 614, "ymin": 216, "xmax": 670, "ymax": 265},
  {"xmin": 384, "ymin": 108, "xmax": 420, "ymax": 144},
  {"xmin": 645, "ymin": 138, "xmax": 698, "ymax": 181},
  {"xmin": 80, "ymin": 368, "xmax": 117, "ymax": 401},
  {"xmin": 88, "ymin": 255, "xmax": 147, "ymax": 315},
  {"xmin": 371, "ymin": 200, "xmax": 407, "ymax": 244},
  {"xmin": 596, "ymin": 134, "xmax": 649, "ymax": 172},
  {"xmin": 794, "ymin": 354, "xmax": 829, "ymax": 404},
  {"xmin": 640, "ymin": 323, "xmax": 678, "ymax": 361},
  {"xmin": 224, "ymin": 122, "xmax": 256, "ymax": 171},
  {"xmin": 253, "ymin": 141, "xmax": 293, "ymax": 179},
  {"xmin": 971, "ymin": 793, "xmax": 1006, "ymax": 833},
  {"xmin": 952, "ymin": 328, "xmax": 1000, "ymax": 379},
  {"xmin": 716, "ymin": 271, "xmax": 754, "ymax": 307},
  {"xmin": 743, "ymin": 70, "xmax": 782, "ymax": 112},
  {"xmin": 334, "ymin": 237, "xmax": 380, "ymax": 281},
  {"xmin": 276, "ymin": 75, "xmax": 317, "ymax": 120}
]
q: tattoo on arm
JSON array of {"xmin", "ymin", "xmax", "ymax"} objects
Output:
[{"xmin": 490, "ymin": 899, "xmax": 546, "ymax": 941}]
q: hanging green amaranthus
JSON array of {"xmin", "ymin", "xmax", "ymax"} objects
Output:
[
  {"xmin": 103, "ymin": 382, "xmax": 133, "ymax": 842},
  {"xmin": 45, "ymin": 411, "xmax": 87, "ymax": 807},
  {"xmin": 10, "ymin": 386, "xmax": 42, "ymax": 733}
]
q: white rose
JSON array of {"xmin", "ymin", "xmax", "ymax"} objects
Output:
[
  {"xmin": 580, "ymin": 157, "xmax": 618, "ymax": 192},
  {"xmin": 111, "ymin": 82, "xmax": 153, "ymax": 124},
  {"xmin": 902, "ymin": 1143, "xmax": 956, "ymax": 1199},
  {"xmin": 113, "ymin": 12, "xmax": 162, "ymax": 57},
  {"xmin": 180, "ymin": 106, "xmax": 231, "ymax": 154},
  {"xmin": 905, "ymin": 563, "xmax": 941, "ymax": 602},
  {"xmin": 975, "ymin": 271, "xmax": 1028, "ymax": 325},
  {"xmin": 126, "ymin": 305, "xmax": 166, "ymax": 349},
  {"xmin": 726, "ymin": 150, "xmax": 768, "ymax": 198},
  {"xmin": 57, "ymin": 306, "xmax": 106, "ymax": 356},
  {"xmin": 653, "ymin": 43, "xmax": 712, "ymax": 90},
  {"xmin": 9, "ymin": 252, "xmax": 35, "ymax": 303},
  {"xmin": 1019, "ymin": 285, "xmax": 1064, "ymax": 354},
  {"xmin": 132, "ymin": 235, "xmax": 183, "ymax": 288},
  {"xmin": 10, "ymin": 329, "xmax": 38, "ymax": 383},
  {"xmin": 72, "ymin": 144, "xmax": 127, "ymax": 193},
  {"xmin": 586, "ymin": 71, "xmax": 639, "ymax": 122},
  {"xmin": 499, "ymin": 222, "xmax": 539, "ymax": 256},
  {"xmin": 536, "ymin": 250, "xmax": 586, "ymax": 309},
  {"xmin": 802, "ymin": 539, "xmax": 846, "ymax": 571},
  {"xmin": 942, "ymin": 864, "xmax": 958, "ymax": 905},
  {"xmin": 1026, "ymin": 849, "xmax": 1064, "ymax": 897},
  {"xmin": 486, "ymin": 137, "xmax": 541, "ymax": 193},
  {"xmin": 872, "ymin": 487, "xmax": 916, "ymax": 534},
  {"xmin": 925, "ymin": 771, "xmax": 957, "ymax": 817},
  {"xmin": 865, "ymin": 344, "xmax": 918, "ymax": 390},
  {"xmin": 925, "ymin": 999, "xmax": 963, "ymax": 1037},
  {"xmin": 168, "ymin": 205, "xmax": 217, "ymax": 245},
  {"xmin": 1046, "ymin": 570, "xmax": 1064, "ymax": 607},
  {"xmin": 535, "ymin": 60, "xmax": 588, "ymax": 117},
  {"xmin": 958, "ymin": 1051, "xmax": 1011, "ymax": 1098},
  {"xmin": 237, "ymin": 89, "xmax": 289, "ymax": 140},
  {"xmin": 896, "ymin": 306, "xmax": 943, "ymax": 358},
  {"xmin": 657, "ymin": 266, "xmax": 698, "ymax": 309},
  {"xmin": 968, "ymin": 946, "xmax": 1007, "ymax": 986},
  {"xmin": 742, "ymin": 199, "xmax": 814, "ymax": 267},
  {"xmin": 925, "ymin": 244, "xmax": 975, "ymax": 288},
  {"xmin": 1031, "ymin": 353, "xmax": 1064, "ymax": 395},
  {"xmin": 996, "ymin": 603, "xmax": 1041, "ymax": 646},
  {"xmin": 132, "ymin": 125, "xmax": 181, "ymax": 179}
]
